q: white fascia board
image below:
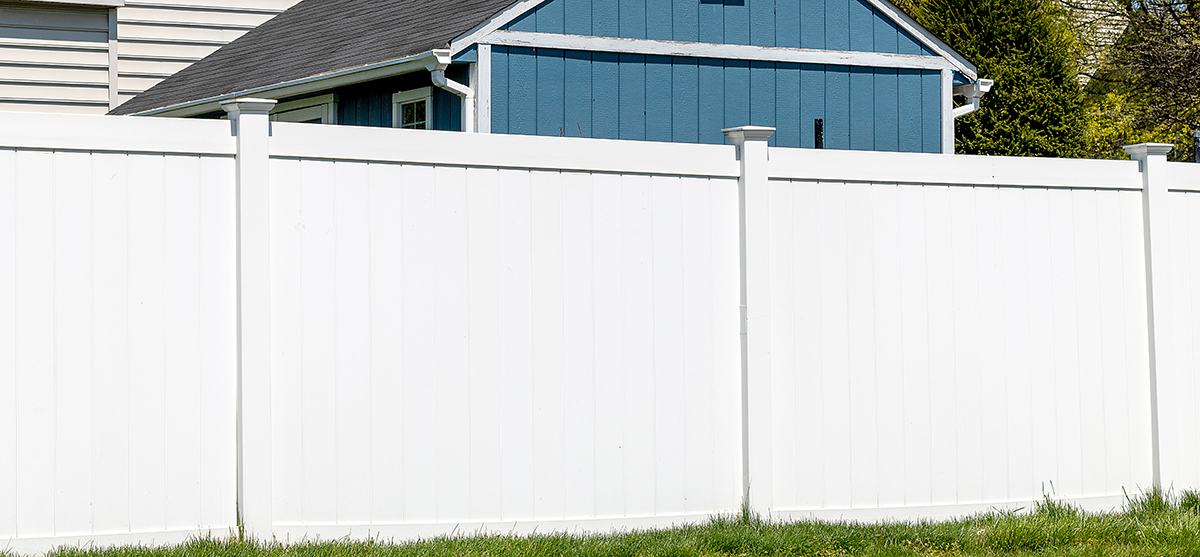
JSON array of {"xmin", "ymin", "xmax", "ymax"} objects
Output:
[
  {"xmin": 132, "ymin": 51, "xmax": 440, "ymax": 117},
  {"xmin": 481, "ymin": 31, "xmax": 956, "ymax": 71},
  {"xmin": 864, "ymin": 0, "xmax": 977, "ymax": 80},
  {"xmin": 13, "ymin": 0, "xmax": 125, "ymax": 6},
  {"xmin": 449, "ymin": 0, "xmax": 548, "ymax": 55}
]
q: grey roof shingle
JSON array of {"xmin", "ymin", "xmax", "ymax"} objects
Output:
[{"xmin": 111, "ymin": 0, "xmax": 517, "ymax": 115}]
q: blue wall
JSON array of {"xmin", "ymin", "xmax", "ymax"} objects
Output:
[
  {"xmin": 335, "ymin": 65, "xmax": 468, "ymax": 130},
  {"xmin": 504, "ymin": 0, "xmax": 935, "ymax": 55},
  {"xmin": 491, "ymin": 46, "xmax": 941, "ymax": 152}
]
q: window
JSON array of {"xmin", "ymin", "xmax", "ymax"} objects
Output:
[
  {"xmin": 392, "ymin": 87, "xmax": 431, "ymax": 129},
  {"xmin": 270, "ymin": 94, "xmax": 336, "ymax": 124}
]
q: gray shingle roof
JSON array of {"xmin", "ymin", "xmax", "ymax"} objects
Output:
[{"xmin": 111, "ymin": 0, "xmax": 517, "ymax": 115}]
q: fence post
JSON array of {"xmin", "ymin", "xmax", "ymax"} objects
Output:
[
  {"xmin": 724, "ymin": 125, "xmax": 775, "ymax": 518},
  {"xmin": 1124, "ymin": 142, "xmax": 1174, "ymax": 489},
  {"xmin": 222, "ymin": 98, "xmax": 276, "ymax": 540}
]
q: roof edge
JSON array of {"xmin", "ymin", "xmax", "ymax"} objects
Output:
[
  {"xmin": 129, "ymin": 50, "xmax": 443, "ymax": 117},
  {"xmin": 867, "ymin": 0, "xmax": 978, "ymax": 79},
  {"xmin": 449, "ymin": 0, "xmax": 979, "ymax": 80}
]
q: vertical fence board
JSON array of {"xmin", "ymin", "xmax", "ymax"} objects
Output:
[
  {"xmin": 435, "ymin": 165, "xmax": 472, "ymax": 522},
  {"xmin": 367, "ymin": 162, "xmax": 406, "ymax": 524},
  {"xmin": 682, "ymin": 176, "xmax": 716, "ymax": 514},
  {"xmin": 498, "ymin": 168, "xmax": 535, "ymax": 522},
  {"xmin": 948, "ymin": 185, "xmax": 982, "ymax": 504},
  {"xmin": 622, "ymin": 174, "xmax": 656, "ymax": 515},
  {"xmin": 871, "ymin": 183, "xmax": 904, "ymax": 508},
  {"xmin": 198, "ymin": 155, "xmax": 237, "ymax": 529},
  {"xmin": 469, "ymin": 167, "xmax": 506, "ymax": 521},
  {"xmin": 127, "ymin": 153, "xmax": 167, "ymax": 533},
  {"xmin": 299, "ymin": 159, "xmax": 338, "ymax": 524},
  {"xmin": 401, "ymin": 164, "xmax": 439, "ymax": 522},
  {"xmin": 767, "ymin": 180, "xmax": 796, "ymax": 510},
  {"xmin": 465, "ymin": 167, "xmax": 505, "ymax": 522},
  {"xmin": 163, "ymin": 155, "xmax": 202, "ymax": 531},
  {"xmin": 0, "ymin": 149, "xmax": 15, "ymax": 539},
  {"xmin": 1047, "ymin": 188, "xmax": 1084, "ymax": 498},
  {"xmin": 530, "ymin": 170, "xmax": 566, "ymax": 520},
  {"xmin": 652, "ymin": 175, "xmax": 686, "ymax": 515},
  {"xmin": 999, "ymin": 188, "xmax": 1032, "ymax": 502},
  {"xmin": 334, "ymin": 161, "xmax": 373, "ymax": 524},
  {"xmin": 845, "ymin": 182, "xmax": 878, "ymax": 509},
  {"xmin": 53, "ymin": 150, "xmax": 94, "ymax": 535},
  {"xmin": 561, "ymin": 171, "xmax": 597, "ymax": 519},
  {"xmin": 924, "ymin": 185, "xmax": 956, "ymax": 506},
  {"xmin": 269, "ymin": 158, "xmax": 304, "ymax": 526},
  {"xmin": 1025, "ymin": 188, "xmax": 1058, "ymax": 502},
  {"xmin": 591, "ymin": 172, "xmax": 625, "ymax": 518},
  {"xmin": 16, "ymin": 149, "xmax": 56, "ymax": 538}
]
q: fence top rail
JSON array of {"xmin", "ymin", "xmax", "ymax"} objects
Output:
[
  {"xmin": 268, "ymin": 122, "xmax": 742, "ymax": 178},
  {"xmin": 1167, "ymin": 161, "xmax": 1200, "ymax": 193},
  {"xmin": 768, "ymin": 146, "xmax": 1144, "ymax": 190},
  {"xmin": 0, "ymin": 111, "xmax": 237, "ymax": 156}
]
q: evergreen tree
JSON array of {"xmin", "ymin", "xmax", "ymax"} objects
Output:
[{"xmin": 898, "ymin": 0, "xmax": 1093, "ymax": 157}]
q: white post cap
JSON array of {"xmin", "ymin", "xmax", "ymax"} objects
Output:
[
  {"xmin": 1124, "ymin": 143, "xmax": 1174, "ymax": 158},
  {"xmin": 722, "ymin": 126, "xmax": 776, "ymax": 142},
  {"xmin": 220, "ymin": 98, "xmax": 278, "ymax": 115}
]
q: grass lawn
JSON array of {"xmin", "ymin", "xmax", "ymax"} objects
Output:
[{"xmin": 25, "ymin": 489, "xmax": 1200, "ymax": 557}]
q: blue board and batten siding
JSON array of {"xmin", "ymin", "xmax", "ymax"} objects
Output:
[
  {"xmin": 490, "ymin": 0, "xmax": 946, "ymax": 151},
  {"xmin": 491, "ymin": 46, "xmax": 942, "ymax": 151},
  {"xmin": 504, "ymin": 0, "xmax": 936, "ymax": 55}
]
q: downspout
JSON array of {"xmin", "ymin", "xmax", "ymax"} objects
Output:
[
  {"xmin": 952, "ymin": 79, "xmax": 993, "ymax": 119},
  {"xmin": 428, "ymin": 49, "xmax": 476, "ymax": 133}
]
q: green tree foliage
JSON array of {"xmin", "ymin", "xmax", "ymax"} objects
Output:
[
  {"xmin": 1076, "ymin": 0, "xmax": 1200, "ymax": 160},
  {"xmin": 897, "ymin": 0, "xmax": 1093, "ymax": 157}
]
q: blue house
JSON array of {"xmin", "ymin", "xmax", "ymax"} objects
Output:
[{"xmin": 113, "ymin": 0, "xmax": 987, "ymax": 154}]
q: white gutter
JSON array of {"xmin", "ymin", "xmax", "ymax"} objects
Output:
[
  {"xmin": 132, "ymin": 50, "xmax": 442, "ymax": 118},
  {"xmin": 952, "ymin": 78, "xmax": 993, "ymax": 119},
  {"xmin": 427, "ymin": 49, "xmax": 476, "ymax": 133}
]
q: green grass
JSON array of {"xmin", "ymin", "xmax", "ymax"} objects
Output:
[{"xmin": 23, "ymin": 488, "xmax": 1200, "ymax": 557}]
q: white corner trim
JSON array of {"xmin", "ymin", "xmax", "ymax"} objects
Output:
[
  {"xmin": 941, "ymin": 68, "xmax": 954, "ymax": 154},
  {"xmin": 448, "ymin": 0, "xmax": 550, "ymax": 55},
  {"xmin": 481, "ymin": 31, "xmax": 957, "ymax": 71},
  {"xmin": 475, "ymin": 45, "xmax": 491, "ymax": 133},
  {"xmin": 864, "ymin": 0, "xmax": 977, "ymax": 79}
]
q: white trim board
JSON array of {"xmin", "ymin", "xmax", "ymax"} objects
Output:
[
  {"xmin": 481, "ymin": 31, "xmax": 957, "ymax": 71},
  {"xmin": 865, "ymin": 0, "xmax": 977, "ymax": 79},
  {"xmin": 132, "ymin": 51, "xmax": 440, "ymax": 117},
  {"xmin": 452, "ymin": 0, "xmax": 977, "ymax": 79},
  {"xmin": 448, "ymin": 0, "xmax": 549, "ymax": 55}
]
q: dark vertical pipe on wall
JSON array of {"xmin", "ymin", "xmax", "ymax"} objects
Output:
[
  {"xmin": 814, "ymin": 118, "xmax": 824, "ymax": 149},
  {"xmin": 1194, "ymin": 131, "xmax": 1199, "ymax": 163}
]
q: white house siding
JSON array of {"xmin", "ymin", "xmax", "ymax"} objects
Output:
[
  {"xmin": 0, "ymin": 0, "xmax": 299, "ymax": 114},
  {"xmin": 114, "ymin": 0, "xmax": 300, "ymax": 108},
  {"xmin": 0, "ymin": 2, "xmax": 112, "ymax": 114}
]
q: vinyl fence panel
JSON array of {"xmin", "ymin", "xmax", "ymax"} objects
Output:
[
  {"xmin": 262, "ymin": 122, "xmax": 745, "ymax": 538},
  {"xmin": 0, "ymin": 113, "xmax": 238, "ymax": 550},
  {"xmin": 4, "ymin": 110, "xmax": 1200, "ymax": 552},
  {"xmin": 762, "ymin": 148, "xmax": 1155, "ymax": 519}
]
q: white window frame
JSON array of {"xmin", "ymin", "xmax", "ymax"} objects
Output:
[
  {"xmin": 392, "ymin": 87, "xmax": 432, "ymax": 129},
  {"xmin": 270, "ymin": 94, "xmax": 337, "ymax": 124}
]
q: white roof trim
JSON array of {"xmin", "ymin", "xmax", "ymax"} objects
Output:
[
  {"xmin": 449, "ymin": 0, "xmax": 548, "ymax": 54},
  {"xmin": 453, "ymin": 0, "xmax": 978, "ymax": 80},
  {"xmin": 482, "ymin": 31, "xmax": 957, "ymax": 71},
  {"xmin": 13, "ymin": 0, "xmax": 125, "ymax": 7},
  {"xmin": 131, "ymin": 51, "xmax": 440, "ymax": 117},
  {"xmin": 864, "ymin": 0, "xmax": 977, "ymax": 79}
]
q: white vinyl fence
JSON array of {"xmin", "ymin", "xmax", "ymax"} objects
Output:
[{"xmin": 1, "ymin": 105, "xmax": 1199, "ymax": 553}]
